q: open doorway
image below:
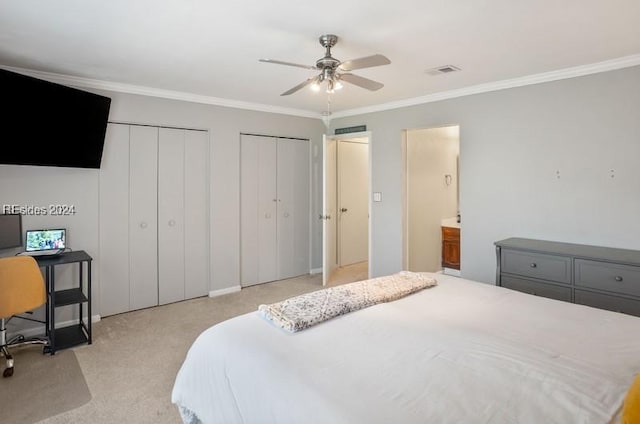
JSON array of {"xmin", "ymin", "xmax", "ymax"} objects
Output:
[
  {"xmin": 402, "ymin": 125, "xmax": 460, "ymax": 274},
  {"xmin": 322, "ymin": 132, "xmax": 371, "ymax": 286}
]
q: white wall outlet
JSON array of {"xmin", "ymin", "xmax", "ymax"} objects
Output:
[{"xmin": 373, "ymin": 192, "xmax": 382, "ymax": 202}]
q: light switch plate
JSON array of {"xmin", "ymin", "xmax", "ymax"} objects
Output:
[{"xmin": 373, "ymin": 192, "xmax": 382, "ymax": 202}]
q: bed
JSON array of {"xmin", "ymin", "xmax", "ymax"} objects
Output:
[{"xmin": 171, "ymin": 272, "xmax": 640, "ymax": 424}]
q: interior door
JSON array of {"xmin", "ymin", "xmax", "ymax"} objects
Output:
[
  {"xmin": 338, "ymin": 139, "xmax": 369, "ymax": 266},
  {"xmin": 322, "ymin": 135, "xmax": 338, "ymax": 285}
]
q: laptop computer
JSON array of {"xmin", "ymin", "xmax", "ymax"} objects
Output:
[{"xmin": 22, "ymin": 228, "xmax": 66, "ymax": 256}]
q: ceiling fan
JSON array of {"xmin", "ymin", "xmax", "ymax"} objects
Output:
[{"xmin": 259, "ymin": 34, "xmax": 391, "ymax": 96}]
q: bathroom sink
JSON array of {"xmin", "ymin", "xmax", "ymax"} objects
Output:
[{"xmin": 441, "ymin": 217, "xmax": 460, "ymax": 229}]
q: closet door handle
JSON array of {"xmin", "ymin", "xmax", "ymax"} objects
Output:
[
  {"xmin": 265, "ymin": 213, "xmax": 271, "ymax": 219},
  {"xmin": 283, "ymin": 212, "xmax": 290, "ymax": 218},
  {"xmin": 168, "ymin": 219, "xmax": 176, "ymax": 227},
  {"xmin": 139, "ymin": 222, "xmax": 148, "ymax": 229}
]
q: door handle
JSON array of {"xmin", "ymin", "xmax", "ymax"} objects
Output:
[{"xmin": 341, "ymin": 208, "xmax": 348, "ymax": 212}]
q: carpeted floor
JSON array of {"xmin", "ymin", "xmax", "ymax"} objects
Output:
[{"xmin": 2, "ymin": 271, "xmax": 358, "ymax": 424}]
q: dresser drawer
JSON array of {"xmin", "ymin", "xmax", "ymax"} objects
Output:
[
  {"xmin": 575, "ymin": 289, "xmax": 640, "ymax": 317},
  {"xmin": 501, "ymin": 250, "xmax": 572, "ymax": 284},
  {"xmin": 575, "ymin": 259, "xmax": 640, "ymax": 297},
  {"xmin": 501, "ymin": 275, "xmax": 572, "ymax": 302}
]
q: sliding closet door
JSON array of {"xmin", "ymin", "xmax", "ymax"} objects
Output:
[
  {"xmin": 276, "ymin": 138, "xmax": 310, "ymax": 279},
  {"xmin": 184, "ymin": 130, "xmax": 209, "ymax": 299},
  {"xmin": 99, "ymin": 123, "xmax": 131, "ymax": 316},
  {"xmin": 158, "ymin": 128, "xmax": 186, "ymax": 305},
  {"xmin": 129, "ymin": 125, "xmax": 159, "ymax": 310}
]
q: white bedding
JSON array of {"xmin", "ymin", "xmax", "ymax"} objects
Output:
[{"xmin": 171, "ymin": 273, "xmax": 640, "ymax": 424}]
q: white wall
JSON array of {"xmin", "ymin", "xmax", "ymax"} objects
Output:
[
  {"xmin": 1, "ymin": 90, "xmax": 325, "ymax": 332},
  {"xmin": 331, "ymin": 65, "xmax": 640, "ymax": 283}
]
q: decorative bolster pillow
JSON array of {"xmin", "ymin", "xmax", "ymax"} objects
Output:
[{"xmin": 623, "ymin": 372, "xmax": 640, "ymax": 424}]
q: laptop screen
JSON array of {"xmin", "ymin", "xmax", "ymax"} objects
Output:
[{"xmin": 25, "ymin": 229, "xmax": 66, "ymax": 252}]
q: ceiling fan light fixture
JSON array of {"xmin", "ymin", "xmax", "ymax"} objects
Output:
[
  {"xmin": 262, "ymin": 34, "xmax": 390, "ymax": 96},
  {"xmin": 326, "ymin": 79, "xmax": 335, "ymax": 93}
]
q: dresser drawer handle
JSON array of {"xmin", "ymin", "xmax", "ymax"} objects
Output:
[
  {"xmin": 615, "ymin": 276, "xmax": 623, "ymax": 282},
  {"xmin": 530, "ymin": 263, "xmax": 537, "ymax": 268}
]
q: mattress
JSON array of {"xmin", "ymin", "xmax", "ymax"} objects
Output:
[{"xmin": 171, "ymin": 273, "xmax": 640, "ymax": 424}]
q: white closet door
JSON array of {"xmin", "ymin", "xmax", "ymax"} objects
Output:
[
  {"xmin": 240, "ymin": 135, "xmax": 278, "ymax": 286},
  {"xmin": 258, "ymin": 137, "xmax": 278, "ymax": 283},
  {"xmin": 276, "ymin": 138, "xmax": 296, "ymax": 279},
  {"xmin": 184, "ymin": 130, "xmax": 209, "ymax": 299},
  {"xmin": 158, "ymin": 128, "xmax": 186, "ymax": 305},
  {"xmin": 129, "ymin": 125, "xmax": 159, "ymax": 310},
  {"xmin": 291, "ymin": 139, "xmax": 310, "ymax": 276},
  {"xmin": 240, "ymin": 135, "xmax": 260, "ymax": 286},
  {"xmin": 99, "ymin": 123, "xmax": 131, "ymax": 316},
  {"xmin": 277, "ymin": 138, "xmax": 310, "ymax": 279}
]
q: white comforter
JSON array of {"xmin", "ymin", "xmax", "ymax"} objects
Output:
[{"xmin": 171, "ymin": 273, "xmax": 640, "ymax": 424}]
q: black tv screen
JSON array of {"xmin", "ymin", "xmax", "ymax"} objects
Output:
[{"xmin": 0, "ymin": 68, "xmax": 111, "ymax": 169}]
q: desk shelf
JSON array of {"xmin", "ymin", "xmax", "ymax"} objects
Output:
[
  {"xmin": 36, "ymin": 250, "xmax": 92, "ymax": 355},
  {"xmin": 53, "ymin": 324, "xmax": 89, "ymax": 351},
  {"xmin": 54, "ymin": 288, "xmax": 88, "ymax": 307}
]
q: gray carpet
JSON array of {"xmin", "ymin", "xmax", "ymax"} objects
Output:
[
  {"xmin": 4, "ymin": 273, "xmax": 329, "ymax": 424},
  {"xmin": 0, "ymin": 347, "xmax": 91, "ymax": 423}
]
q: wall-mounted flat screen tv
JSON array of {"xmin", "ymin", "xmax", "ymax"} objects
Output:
[{"xmin": 0, "ymin": 68, "xmax": 112, "ymax": 169}]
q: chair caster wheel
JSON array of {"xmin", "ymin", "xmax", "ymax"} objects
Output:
[{"xmin": 3, "ymin": 367, "xmax": 14, "ymax": 378}]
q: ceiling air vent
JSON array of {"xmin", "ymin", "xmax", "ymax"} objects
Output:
[{"xmin": 425, "ymin": 65, "xmax": 461, "ymax": 76}]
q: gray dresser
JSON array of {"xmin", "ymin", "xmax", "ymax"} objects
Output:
[{"xmin": 495, "ymin": 238, "xmax": 640, "ymax": 317}]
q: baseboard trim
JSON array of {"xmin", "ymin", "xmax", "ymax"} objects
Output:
[
  {"xmin": 8, "ymin": 314, "xmax": 101, "ymax": 339},
  {"xmin": 309, "ymin": 268, "xmax": 322, "ymax": 275},
  {"xmin": 209, "ymin": 286, "xmax": 241, "ymax": 297}
]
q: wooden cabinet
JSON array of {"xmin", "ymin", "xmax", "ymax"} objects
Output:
[
  {"xmin": 495, "ymin": 238, "xmax": 640, "ymax": 317},
  {"xmin": 240, "ymin": 134, "xmax": 310, "ymax": 286},
  {"xmin": 441, "ymin": 226, "xmax": 460, "ymax": 270},
  {"xmin": 99, "ymin": 123, "xmax": 210, "ymax": 316}
]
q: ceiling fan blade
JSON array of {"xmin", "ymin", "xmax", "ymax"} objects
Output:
[
  {"xmin": 339, "ymin": 73, "xmax": 384, "ymax": 91},
  {"xmin": 338, "ymin": 54, "xmax": 390, "ymax": 71},
  {"xmin": 281, "ymin": 76, "xmax": 319, "ymax": 96},
  {"xmin": 259, "ymin": 59, "xmax": 317, "ymax": 70}
]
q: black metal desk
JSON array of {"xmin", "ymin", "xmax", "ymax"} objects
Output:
[{"xmin": 35, "ymin": 250, "xmax": 92, "ymax": 354}]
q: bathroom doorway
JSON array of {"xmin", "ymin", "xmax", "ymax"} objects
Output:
[{"xmin": 401, "ymin": 125, "xmax": 460, "ymax": 273}]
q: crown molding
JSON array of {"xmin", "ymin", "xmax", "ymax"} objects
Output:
[
  {"xmin": 0, "ymin": 65, "xmax": 322, "ymax": 120},
  {"xmin": 331, "ymin": 54, "xmax": 640, "ymax": 119},
  {"xmin": 3, "ymin": 53, "xmax": 639, "ymax": 122}
]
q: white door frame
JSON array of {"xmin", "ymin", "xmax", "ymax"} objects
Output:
[{"xmin": 323, "ymin": 131, "xmax": 372, "ymax": 284}]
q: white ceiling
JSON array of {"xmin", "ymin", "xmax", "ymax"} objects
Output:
[{"xmin": 1, "ymin": 0, "xmax": 639, "ymax": 117}]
